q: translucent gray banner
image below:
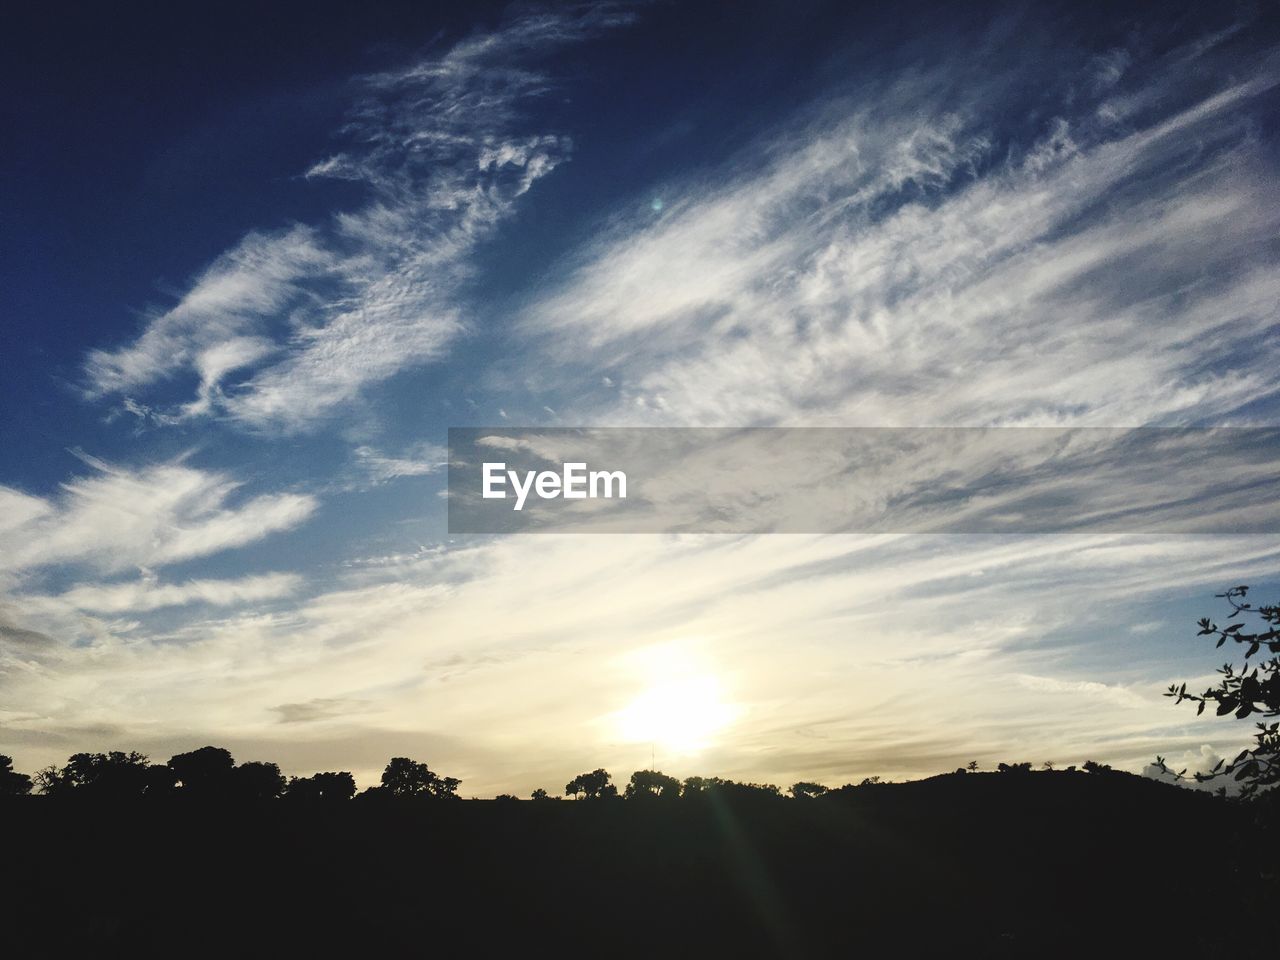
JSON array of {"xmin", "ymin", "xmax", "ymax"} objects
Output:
[{"xmin": 447, "ymin": 427, "xmax": 1280, "ymax": 534}]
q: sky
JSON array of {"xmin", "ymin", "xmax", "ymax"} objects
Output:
[{"xmin": 2, "ymin": 0, "xmax": 1279, "ymax": 795}]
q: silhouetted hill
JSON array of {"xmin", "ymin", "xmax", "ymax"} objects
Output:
[{"xmin": 3, "ymin": 767, "xmax": 1270, "ymax": 956}]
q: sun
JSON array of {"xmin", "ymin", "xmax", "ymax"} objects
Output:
[{"xmin": 613, "ymin": 646, "xmax": 737, "ymax": 755}]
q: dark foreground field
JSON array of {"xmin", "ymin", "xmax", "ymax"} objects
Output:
[{"xmin": 3, "ymin": 770, "xmax": 1274, "ymax": 956}]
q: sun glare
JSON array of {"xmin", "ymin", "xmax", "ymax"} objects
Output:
[{"xmin": 613, "ymin": 647, "xmax": 737, "ymax": 754}]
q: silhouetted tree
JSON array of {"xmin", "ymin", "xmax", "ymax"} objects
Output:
[
  {"xmin": 565, "ymin": 768, "xmax": 615, "ymax": 799},
  {"xmin": 531, "ymin": 788, "xmax": 551, "ymax": 800},
  {"xmin": 624, "ymin": 769, "xmax": 680, "ymax": 799},
  {"xmin": 35, "ymin": 751, "xmax": 171, "ymax": 798},
  {"xmin": 168, "ymin": 746, "xmax": 235, "ymax": 796},
  {"xmin": 1042, "ymin": 761, "xmax": 1055, "ymax": 770},
  {"xmin": 789, "ymin": 781, "xmax": 828, "ymax": 799},
  {"xmin": 967, "ymin": 761, "xmax": 979, "ymax": 772},
  {"xmin": 285, "ymin": 771, "xmax": 356, "ymax": 802},
  {"xmin": 997, "ymin": 762, "xmax": 1032, "ymax": 774},
  {"xmin": 733, "ymin": 781, "xmax": 781, "ymax": 798},
  {"xmin": 0, "ymin": 755, "xmax": 32, "ymax": 796},
  {"xmin": 680, "ymin": 775, "xmax": 716, "ymax": 796},
  {"xmin": 680, "ymin": 776, "xmax": 781, "ymax": 799},
  {"xmin": 232, "ymin": 761, "xmax": 287, "ymax": 800},
  {"xmin": 1157, "ymin": 586, "xmax": 1280, "ymax": 798},
  {"xmin": 165, "ymin": 747, "xmax": 287, "ymax": 801},
  {"xmin": 381, "ymin": 757, "xmax": 430, "ymax": 795},
  {"xmin": 1082, "ymin": 760, "xmax": 1112, "ymax": 774},
  {"xmin": 381, "ymin": 757, "xmax": 460, "ymax": 799}
]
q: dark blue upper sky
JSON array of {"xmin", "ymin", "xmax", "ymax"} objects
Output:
[{"xmin": 6, "ymin": 0, "xmax": 1268, "ymax": 486}]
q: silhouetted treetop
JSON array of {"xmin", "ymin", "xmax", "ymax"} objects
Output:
[
  {"xmin": 789, "ymin": 781, "xmax": 828, "ymax": 799},
  {"xmin": 624, "ymin": 769, "xmax": 680, "ymax": 800},
  {"xmin": 160, "ymin": 747, "xmax": 286, "ymax": 801},
  {"xmin": 35, "ymin": 751, "xmax": 172, "ymax": 799},
  {"xmin": 286, "ymin": 771, "xmax": 356, "ymax": 802},
  {"xmin": 168, "ymin": 746, "xmax": 235, "ymax": 794},
  {"xmin": 380, "ymin": 757, "xmax": 460, "ymax": 799},
  {"xmin": 233, "ymin": 761, "xmax": 287, "ymax": 801},
  {"xmin": 1158, "ymin": 586, "xmax": 1280, "ymax": 797},
  {"xmin": 1, "ymin": 755, "xmax": 32, "ymax": 797},
  {"xmin": 566, "ymin": 768, "xmax": 615, "ymax": 800},
  {"xmin": 681, "ymin": 776, "xmax": 783, "ymax": 799}
]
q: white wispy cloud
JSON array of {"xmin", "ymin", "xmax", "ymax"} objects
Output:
[
  {"xmin": 0, "ymin": 456, "xmax": 317, "ymax": 579},
  {"xmin": 85, "ymin": 7, "xmax": 634, "ymax": 432},
  {"xmin": 353, "ymin": 442, "xmax": 447, "ymax": 483},
  {"xmin": 84, "ymin": 227, "xmax": 331, "ymax": 399},
  {"xmin": 49, "ymin": 572, "xmax": 303, "ymax": 615},
  {"xmin": 521, "ymin": 37, "xmax": 1279, "ymax": 431}
]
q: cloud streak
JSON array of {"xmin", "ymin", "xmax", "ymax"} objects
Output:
[
  {"xmin": 521, "ymin": 33, "xmax": 1280, "ymax": 430},
  {"xmin": 50, "ymin": 573, "xmax": 303, "ymax": 615},
  {"xmin": 0, "ymin": 456, "xmax": 317, "ymax": 580},
  {"xmin": 86, "ymin": 7, "xmax": 634, "ymax": 432}
]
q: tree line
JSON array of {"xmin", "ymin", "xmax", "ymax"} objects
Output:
[
  {"xmin": 0, "ymin": 746, "xmax": 459, "ymax": 802},
  {"xmin": 1, "ymin": 748, "xmax": 1126, "ymax": 803}
]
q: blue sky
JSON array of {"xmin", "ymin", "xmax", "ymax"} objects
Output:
[{"xmin": 2, "ymin": 1, "xmax": 1280, "ymax": 794}]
